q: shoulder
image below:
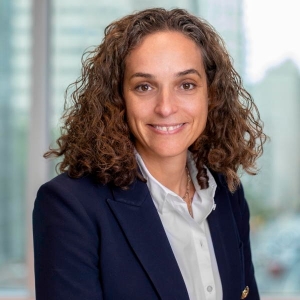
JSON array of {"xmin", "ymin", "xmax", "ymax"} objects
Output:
[
  {"xmin": 209, "ymin": 169, "xmax": 246, "ymax": 206},
  {"xmin": 210, "ymin": 169, "xmax": 249, "ymax": 229},
  {"xmin": 34, "ymin": 173, "xmax": 114, "ymax": 222},
  {"xmin": 37, "ymin": 172, "xmax": 112, "ymax": 199}
]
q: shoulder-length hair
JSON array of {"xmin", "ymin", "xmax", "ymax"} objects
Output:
[{"xmin": 45, "ymin": 8, "xmax": 267, "ymax": 192}]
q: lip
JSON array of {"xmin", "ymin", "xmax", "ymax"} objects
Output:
[{"xmin": 148, "ymin": 123, "xmax": 186, "ymax": 134}]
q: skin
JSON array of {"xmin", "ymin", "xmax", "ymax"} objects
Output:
[{"xmin": 123, "ymin": 31, "xmax": 209, "ymax": 196}]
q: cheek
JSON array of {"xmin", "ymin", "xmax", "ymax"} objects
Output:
[
  {"xmin": 126, "ymin": 103, "xmax": 138, "ymax": 123},
  {"xmin": 125, "ymin": 104, "xmax": 142, "ymax": 137},
  {"xmin": 192, "ymin": 108, "xmax": 208, "ymax": 134},
  {"xmin": 191, "ymin": 101, "xmax": 208, "ymax": 119},
  {"xmin": 125, "ymin": 108, "xmax": 135, "ymax": 130},
  {"xmin": 124, "ymin": 93, "xmax": 135, "ymax": 119},
  {"xmin": 126, "ymin": 99, "xmax": 149, "ymax": 123},
  {"xmin": 124, "ymin": 101, "xmax": 135, "ymax": 133}
]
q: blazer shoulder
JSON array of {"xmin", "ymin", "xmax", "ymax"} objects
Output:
[
  {"xmin": 38, "ymin": 173, "xmax": 111, "ymax": 197},
  {"xmin": 35, "ymin": 173, "xmax": 114, "ymax": 220},
  {"xmin": 209, "ymin": 169, "xmax": 246, "ymax": 205},
  {"xmin": 40, "ymin": 172, "xmax": 97, "ymax": 188}
]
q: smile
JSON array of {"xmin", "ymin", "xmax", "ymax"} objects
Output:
[{"xmin": 151, "ymin": 123, "xmax": 184, "ymax": 133}]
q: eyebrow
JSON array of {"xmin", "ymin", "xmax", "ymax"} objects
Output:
[
  {"xmin": 129, "ymin": 72, "xmax": 153, "ymax": 80},
  {"xmin": 129, "ymin": 68, "xmax": 202, "ymax": 80},
  {"xmin": 176, "ymin": 68, "xmax": 202, "ymax": 78}
]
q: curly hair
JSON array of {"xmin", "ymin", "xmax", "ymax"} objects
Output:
[{"xmin": 45, "ymin": 8, "xmax": 267, "ymax": 192}]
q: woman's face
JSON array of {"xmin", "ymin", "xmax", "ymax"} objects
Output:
[{"xmin": 123, "ymin": 31, "xmax": 209, "ymax": 162}]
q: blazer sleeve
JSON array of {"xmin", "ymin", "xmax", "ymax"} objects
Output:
[
  {"xmin": 32, "ymin": 178, "xmax": 103, "ymax": 300},
  {"xmin": 231, "ymin": 184, "xmax": 260, "ymax": 300}
]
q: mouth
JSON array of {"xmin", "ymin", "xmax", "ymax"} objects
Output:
[{"xmin": 150, "ymin": 123, "xmax": 185, "ymax": 133}]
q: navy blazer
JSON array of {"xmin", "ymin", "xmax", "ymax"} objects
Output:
[{"xmin": 33, "ymin": 171, "xmax": 260, "ymax": 300}]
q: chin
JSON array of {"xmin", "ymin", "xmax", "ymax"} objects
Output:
[{"xmin": 150, "ymin": 146, "xmax": 188, "ymax": 159}]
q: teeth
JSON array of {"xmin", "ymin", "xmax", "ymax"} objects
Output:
[{"xmin": 154, "ymin": 124, "xmax": 182, "ymax": 132}]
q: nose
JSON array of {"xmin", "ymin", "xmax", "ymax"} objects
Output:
[{"xmin": 154, "ymin": 88, "xmax": 178, "ymax": 117}]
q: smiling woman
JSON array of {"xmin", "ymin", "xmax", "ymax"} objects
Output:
[
  {"xmin": 33, "ymin": 7, "xmax": 266, "ymax": 300},
  {"xmin": 123, "ymin": 31, "xmax": 209, "ymax": 181}
]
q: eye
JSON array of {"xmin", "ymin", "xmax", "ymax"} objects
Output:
[
  {"xmin": 181, "ymin": 82, "xmax": 196, "ymax": 90},
  {"xmin": 135, "ymin": 84, "xmax": 153, "ymax": 92}
]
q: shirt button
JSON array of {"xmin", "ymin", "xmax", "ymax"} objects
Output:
[{"xmin": 207, "ymin": 286, "xmax": 213, "ymax": 292}]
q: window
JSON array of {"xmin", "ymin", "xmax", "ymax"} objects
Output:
[
  {"xmin": 0, "ymin": 0, "xmax": 33, "ymax": 298},
  {"xmin": 243, "ymin": 0, "xmax": 300, "ymax": 296}
]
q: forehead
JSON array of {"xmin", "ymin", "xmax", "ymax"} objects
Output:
[{"xmin": 124, "ymin": 31, "xmax": 205, "ymax": 74}]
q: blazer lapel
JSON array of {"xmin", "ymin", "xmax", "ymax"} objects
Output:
[
  {"xmin": 107, "ymin": 179, "xmax": 189, "ymax": 300},
  {"xmin": 207, "ymin": 174, "xmax": 243, "ymax": 299}
]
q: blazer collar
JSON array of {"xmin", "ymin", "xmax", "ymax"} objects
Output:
[{"xmin": 107, "ymin": 179, "xmax": 189, "ymax": 300}]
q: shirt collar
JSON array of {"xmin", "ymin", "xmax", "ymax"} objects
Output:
[
  {"xmin": 135, "ymin": 151, "xmax": 217, "ymax": 216},
  {"xmin": 135, "ymin": 151, "xmax": 171, "ymax": 214},
  {"xmin": 186, "ymin": 151, "xmax": 217, "ymax": 206}
]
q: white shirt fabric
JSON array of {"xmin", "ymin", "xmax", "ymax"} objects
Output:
[{"xmin": 135, "ymin": 152, "xmax": 223, "ymax": 300}]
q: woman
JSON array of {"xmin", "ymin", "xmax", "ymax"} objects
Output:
[{"xmin": 33, "ymin": 8, "xmax": 266, "ymax": 300}]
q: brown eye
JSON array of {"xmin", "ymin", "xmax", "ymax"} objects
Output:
[
  {"xmin": 181, "ymin": 82, "xmax": 195, "ymax": 90},
  {"xmin": 136, "ymin": 84, "xmax": 152, "ymax": 92}
]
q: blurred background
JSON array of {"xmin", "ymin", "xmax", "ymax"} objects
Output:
[{"xmin": 0, "ymin": 0, "xmax": 299, "ymax": 299}]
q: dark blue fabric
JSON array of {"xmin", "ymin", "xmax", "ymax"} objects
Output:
[
  {"xmin": 33, "ymin": 172, "xmax": 260, "ymax": 300},
  {"xmin": 208, "ymin": 171, "xmax": 260, "ymax": 300}
]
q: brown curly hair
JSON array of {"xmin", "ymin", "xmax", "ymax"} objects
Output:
[{"xmin": 45, "ymin": 8, "xmax": 267, "ymax": 192}]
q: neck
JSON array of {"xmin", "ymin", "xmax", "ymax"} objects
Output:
[{"xmin": 138, "ymin": 151, "xmax": 188, "ymax": 196}]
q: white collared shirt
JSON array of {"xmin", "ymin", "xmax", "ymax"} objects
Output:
[{"xmin": 136, "ymin": 152, "xmax": 222, "ymax": 300}]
